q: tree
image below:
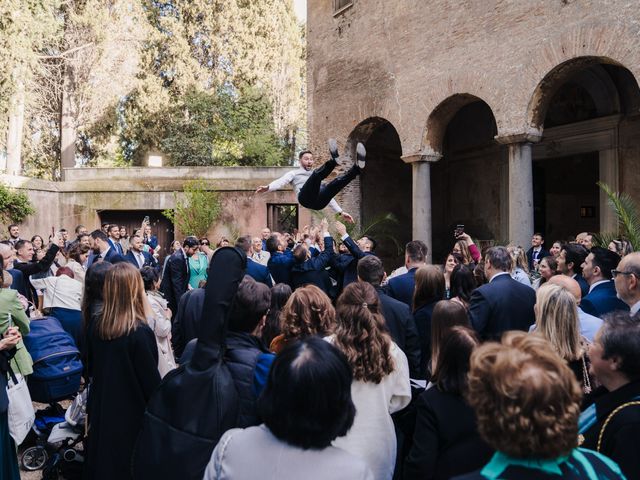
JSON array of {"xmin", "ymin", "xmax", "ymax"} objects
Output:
[
  {"xmin": 0, "ymin": 185, "xmax": 35, "ymax": 227},
  {"xmin": 162, "ymin": 180, "xmax": 223, "ymax": 239},
  {"xmin": 596, "ymin": 182, "xmax": 640, "ymax": 252}
]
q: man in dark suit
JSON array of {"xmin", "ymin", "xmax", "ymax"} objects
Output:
[
  {"xmin": 613, "ymin": 252, "xmax": 640, "ymax": 318},
  {"xmin": 557, "ymin": 242, "xmax": 590, "ymax": 298},
  {"xmin": 125, "ymin": 235, "xmax": 158, "ymax": 269},
  {"xmin": 332, "ymin": 220, "xmax": 376, "ymax": 289},
  {"xmin": 107, "ymin": 224, "xmax": 124, "ymax": 255},
  {"xmin": 387, "ymin": 240, "xmax": 428, "ymax": 307},
  {"xmin": 526, "ymin": 232, "xmax": 550, "ymax": 272},
  {"xmin": 290, "ymin": 218, "xmax": 335, "ymax": 295},
  {"xmin": 160, "ymin": 236, "xmax": 199, "ymax": 314},
  {"xmin": 88, "ymin": 230, "xmax": 127, "ymax": 266},
  {"xmin": 580, "ymin": 247, "xmax": 629, "ymax": 318},
  {"xmin": 13, "ymin": 238, "xmax": 62, "ymax": 305},
  {"xmin": 357, "ymin": 255, "xmax": 421, "ymax": 378},
  {"xmin": 469, "ymin": 246, "xmax": 536, "ymax": 340},
  {"xmin": 235, "ymin": 235, "xmax": 273, "ymax": 287},
  {"xmin": 266, "ymin": 233, "xmax": 294, "ymax": 286},
  {"xmin": 0, "ymin": 242, "xmax": 30, "ymax": 299}
]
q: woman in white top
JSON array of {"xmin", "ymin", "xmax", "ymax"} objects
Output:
[
  {"xmin": 327, "ymin": 282, "xmax": 412, "ymax": 480},
  {"xmin": 66, "ymin": 243, "xmax": 90, "ymax": 284},
  {"xmin": 140, "ymin": 266, "xmax": 176, "ymax": 377}
]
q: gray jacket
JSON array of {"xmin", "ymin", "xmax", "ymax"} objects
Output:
[{"xmin": 204, "ymin": 424, "xmax": 373, "ymax": 480}]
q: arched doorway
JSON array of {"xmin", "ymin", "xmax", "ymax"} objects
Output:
[
  {"xmin": 529, "ymin": 59, "xmax": 640, "ymax": 240},
  {"xmin": 429, "ymin": 97, "xmax": 502, "ymax": 262},
  {"xmin": 348, "ymin": 118, "xmax": 411, "ymax": 268}
]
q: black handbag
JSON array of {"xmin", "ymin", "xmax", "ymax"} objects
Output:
[{"xmin": 132, "ymin": 247, "xmax": 246, "ymax": 480}]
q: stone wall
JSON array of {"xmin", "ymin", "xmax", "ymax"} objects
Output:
[
  {"xmin": 308, "ymin": 0, "xmax": 640, "ymax": 232},
  {"xmin": 1, "ymin": 166, "xmax": 313, "ymax": 242}
]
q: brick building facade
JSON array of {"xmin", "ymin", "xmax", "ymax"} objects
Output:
[{"xmin": 308, "ymin": 0, "xmax": 640, "ymax": 262}]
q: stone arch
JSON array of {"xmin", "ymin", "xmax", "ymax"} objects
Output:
[
  {"xmin": 423, "ymin": 93, "xmax": 498, "ymax": 156},
  {"xmin": 345, "ymin": 117, "xmax": 411, "ymax": 267},
  {"xmin": 524, "ymin": 56, "xmax": 640, "ymax": 239},
  {"xmin": 526, "ymin": 56, "xmax": 629, "ymax": 130}
]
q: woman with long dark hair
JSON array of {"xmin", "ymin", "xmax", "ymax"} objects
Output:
[
  {"xmin": 261, "ymin": 283, "xmax": 292, "ymax": 348},
  {"xmin": 328, "ymin": 282, "xmax": 411, "ymax": 479},
  {"xmin": 405, "ymin": 327, "xmax": 492, "ymax": 479},
  {"xmin": 84, "ymin": 262, "xmax": 161, "ymax": 480},
  {"xmin": 412, "ymin": 266, "xmax": 446, "ymax": 378},
  {"xmin": 449, "ymin": 264, "xmax": 476, "ymax": 310}
]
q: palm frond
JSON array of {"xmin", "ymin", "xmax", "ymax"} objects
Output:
[{"xmin": 597, "ymin": 182, "xmax": 640, "ymax": 251}]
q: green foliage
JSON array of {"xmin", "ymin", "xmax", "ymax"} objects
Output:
[
  {"xmin": 0, "ymin": 185, "xmax": 35, "ymax": 225},
  {"xmin": 313, "ymin": 211, "xmax": 403, "ymax": 256},
  {"xmin": 595, "ymin": 182, "xmax": 640, "ymax": 251},
  {"xmin": 162, "ymin": 180, "xmax": 222, "ymax": 239}
]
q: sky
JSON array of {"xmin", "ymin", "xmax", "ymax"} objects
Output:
[{"xmin": 294, "ymin": 0, "xmax": 307, "ymax": 23}]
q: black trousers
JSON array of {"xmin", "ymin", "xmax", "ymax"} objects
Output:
[{"xmin": 297, "ymin": 160, "xmax": 361, "ymax": 210}]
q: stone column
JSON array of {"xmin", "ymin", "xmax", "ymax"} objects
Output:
[
  {"xmin": 402, "ymin": 153, "xmax": 441, "ymax": 263},
  {"xmin": 496, "ymin": 132, "xmax": 541, "ymax": 249},
  {"xmin": 599, "ymin": 148, "xmax": 619, "ymax": 233}
]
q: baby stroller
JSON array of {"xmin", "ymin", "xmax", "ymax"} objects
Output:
[
  {"xmin": 20, "ymin": 316, "xmax": 86, "ymax": 478},
  {"xmin": 21, "ymin": 388, "xmax": 87, "ymax": 479}
]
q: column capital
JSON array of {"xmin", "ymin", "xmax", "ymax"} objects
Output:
[
  {"xmin": 494, "ymin": 127, "xmax": 543, "ymax": 145},
  {"xmin": 401, "ymin": 152, "xmax": 442, "ymax": 164}
]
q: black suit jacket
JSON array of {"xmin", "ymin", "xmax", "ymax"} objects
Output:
[
  {"xmin": 526, "ymin": 246, "xmax": 550, "ymax": 271},
  {"xmin": 404, "ymin": 389, "xmax": 493, "ymax": 480},
  {"xmin": 468, "ymin": 273, "xmax": 536, "ymax": 340},
  {"xmin": 376, "ymin": 287, "xmax": 421, "ymax": 379},
  {"xmin": 581, "ymin": 380, "xmax": 640, "ymax": 479},
  {"xmin": 13, "ymin": 243, "xmax": 60, "ymax": 304},
  {"xmin": 171, "ymin": 288, "xmax": 205, "ymax": 360},
  {"xmin": 160, "ymin": 249, "xmax": 190, "ymax": 314}
]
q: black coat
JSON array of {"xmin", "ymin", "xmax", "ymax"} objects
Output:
[
  {"xmin": 85, "ymin": 325, "xmax": 161, "ymax": 480},
  {"xmin": 581, "ymin": 380, "xmax": 640, "ymax": 479},
  {"xmin": 13, "ymin": 243, "xmax": 60, "ymax": 304},
  {"xmin": 332, "ymin": 236, "xmax": 373, "ymax": 288},
  {"xmin": 404, "ymin": 388, "xmax": 493, "ymax": 480},
  {"xmin": 160, "ymin": 250, "xmax": 189, "ymax": 314},
  {"xmin": 171, "ymin": 288, "xmax": 205, "ymax": 360},
  {"xmin": 376, "ymin": 287, "xmax": 422, "ymax": 379},
  {"xmin": 468, "ymin": 273, "xmax": 536, "ymax": 340}
]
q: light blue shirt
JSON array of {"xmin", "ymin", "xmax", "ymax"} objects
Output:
[{"xmin": 577, "ymin": 306, "xmax": 603, "ymax": 342}]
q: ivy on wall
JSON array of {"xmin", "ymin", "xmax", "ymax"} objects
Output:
[{"xmin": 0, "ymin": 185, "xmax": 35, "ymax": 226}]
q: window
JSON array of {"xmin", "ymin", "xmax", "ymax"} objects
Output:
[
  {"xmin": 267, "ymin": 204, "xmax": 298, "ymax": 234},
  {"xmin": 334, "ymin": 0, "xmax": 353, "ymax": 14}
]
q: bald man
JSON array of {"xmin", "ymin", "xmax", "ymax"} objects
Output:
[
  {"xmin": 547, "ymin": 274, "xmax": 603, "ymax": 342},
  {"xmin": 614, "ymin": 252, "xmax": 640, "ymax": 317}
]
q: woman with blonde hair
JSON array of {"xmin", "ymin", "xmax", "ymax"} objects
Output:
[
  {"xmin": 269, "ymin": 284, "xmax": 335, "ymax": 353},
  {"xmin": 328, "ymin": 282, "xmax": 411, "ymax": 480},
  {"xmin": 533, "ymin": 283, "xmax": 592, "ymax": 394},
  {"xmin": 85, "ymin": 262, "xmax": 161, "ymax": 480},
  {"xmin": 507, "ymin": 244, "xmax": 532, "ymax": 287}
]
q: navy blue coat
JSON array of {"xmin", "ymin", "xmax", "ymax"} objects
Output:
[
  {"xmin": 376, "ymin": 287, "xmax": 422, "ymax": 379},
  {"xmin": 267, "ymin": 250, "xmax": 294, "ymax": 287},
  {"xmin": 124, "ymin": 250, "xmax": 157, "ymax": 269},
  {"xmin": 526, "ymin": 247, "xmax": 551, "ymax": 271},
  {"xmin": 387, "ymin": 267, "xmax": 419, "ymax": 307},
  {"xmin": 580, "ymin": 280, "xmax": 629, "ymax": 318},
  {"xmin": 246, "ymin": 259, "xmax": 273, "ymax": 287},
  {"xmin": 290, "ymin": 236, "xmax": 335, "ymax": 295},
  {"xmin": 413, "ymin": 301, "xmax": 438, "ymax": 379},
  {"xmin": 332, "ymin": 236, "xmax": 374, "ymax": 288},
  {"xmin": 7, "ymin": 268, "xmax": 28, "ymax": 300},
  {"xmin": 468, "ymin": 273, "xmax": 536, "ymax": 340}
]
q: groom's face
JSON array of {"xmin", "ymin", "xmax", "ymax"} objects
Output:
[{"xmin": 300, "ymin": 152, "xmax": 314, "ymax": 170}]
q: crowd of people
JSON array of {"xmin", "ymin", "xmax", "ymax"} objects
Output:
[{"xmin": 1, "ymin": 217, "xmax": 639, "ymax": 480}]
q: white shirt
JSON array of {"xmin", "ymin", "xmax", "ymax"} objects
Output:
[
  {"xmin": 29, "ymin": 275, "xmax": 83, "ymax": 310},
  {"xmin": 267, "ymin": 168, "xmax": 342, "ymax": 213},
  {"xmin": 630, "ymin": 300, "xmax": 640, "ymax": 316},
  {"xmin": 134, "ymin": 251, "xmax": 145, "ymax": 268}
]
